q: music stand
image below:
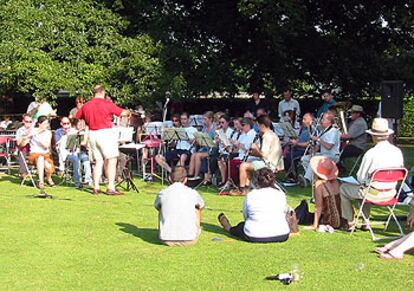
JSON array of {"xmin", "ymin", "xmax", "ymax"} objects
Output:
[
  {"xmin": 116, "ymin": 153, "xmax": 139, "ymax": 193},
  {"xmin": 193, "ymin": 132, "xmax": 216, "ymax": 189}
]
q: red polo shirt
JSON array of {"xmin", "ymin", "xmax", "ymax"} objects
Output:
[{"xmin": 76, "ymin": 98, "xmax": 123, "ymax": 130}]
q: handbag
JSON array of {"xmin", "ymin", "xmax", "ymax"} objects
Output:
[
  {"xmin": 286, "ymin": 208, "xmax": 300, "ymax": 234},
  {"xmin": 294, "ymin": 199, "xmax": 314, "ymax": 225}
]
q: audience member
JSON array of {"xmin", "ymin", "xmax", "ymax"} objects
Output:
[
  {"xmin": 339, "ymin": 118, "xmax": 404, "ymax": 231},
  {"xmin": 154, "ymin": 166, "xmax": 205, "ymax": 246},
  {"xmin": 218, "ymin": 168, "xmax": 290, "ymax": 243}
]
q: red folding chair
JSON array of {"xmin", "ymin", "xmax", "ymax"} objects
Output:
[
  {"xmin": 0, "ymin": 136, "xmax": 12, "ymax": 174},
  {"xmin": 351, "ymin": 167, "xmax": 408, "ymax": 241}
]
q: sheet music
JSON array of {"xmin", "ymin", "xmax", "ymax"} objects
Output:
[
  {"xmin": 337, "ymin": 176, "xmax": 360, "ymax": 185},
  {"xmin": 217, "ymin": 129, "xmax": 231, "ymax": 148},
  {"xmin": 193, "ymin": 132, "xmax": 216, "ymax": 148},
  {"xmin": 118, "ymin": 127, "xmax": 134, "ymax": 143}
]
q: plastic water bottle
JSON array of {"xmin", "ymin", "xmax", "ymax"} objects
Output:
[
  {"xmin": 355, "ymin": 262, "xmax": 365, "ymax": 272},
  {"xmin": 291, "ymin": 264, "xmax": 301, "ymax": 282}
]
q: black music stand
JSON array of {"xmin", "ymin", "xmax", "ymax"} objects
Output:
[
  {"xmin": 193, "ymin": 132, "xmax": 216, "ymax": 189},
  {"xmin": 117, "ymin": 153, "xmax": 139, "ymax": 193}
]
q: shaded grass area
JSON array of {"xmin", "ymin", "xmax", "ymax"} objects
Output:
[{"xmin": 0, "ymin": 146, "xmax": 413, "ymax": 290}]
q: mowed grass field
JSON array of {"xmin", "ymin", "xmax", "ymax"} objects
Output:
[{"xmin": 1, "ymin": 146, "xmax": 413, "ymax": 290}]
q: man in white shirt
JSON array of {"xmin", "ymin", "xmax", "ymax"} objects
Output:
[
  {"xmin": 278, "ymin": 89, "xmax": 301, "ymax": 119},
  {"xmin": 232, "ymin": 117, "xmax": 257, "ymax": 161},
  {"xmin": 155, "ymin": 112, "xmax": 198, "ymax": 173},
  {"xmin": 339, "ymin": 118, "xmax": 404, "ymax": 231},
  {"xmin": 300, "ymin": 112, "xmax": 340, "ymax": 185},
  {"xmin": 154, "ymin": 166, "xmax": 205, "ymax": 246},
  {"xmin": 15, "ymin": 114, "xmax": 34, "ymax": 179},
  {"xmin": 238, "ymin": 115, "xmax": 283, "ymax": 195}
]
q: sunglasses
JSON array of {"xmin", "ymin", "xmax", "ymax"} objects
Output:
[
  {"xmin": 62, "ymin": 122, "xmax": 71, "ymax": 125},
  {"xmin": 24, "ymin": 120, "xmax": 33, "ymax": 123}
]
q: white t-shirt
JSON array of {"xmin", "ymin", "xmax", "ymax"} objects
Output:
[
  {"xmin": 154, "ymin": 182, "xmax": 205, "ymax": 241},
  {"xmin": 243, "ymin": 187, "xmax": 290, "ymax": 238},
  {"xmin": 237, "ymin": 129, "xmax": 257, "ymax": 159},
  {"xmin": 319, "ymin": 127, "xmax": 340, "ymax": 162},
  {"xmin": 176, "ymin": 126, "xmax": 198, "ymax": 151},
  {"xmin": 29, "ymin": 130, "xmax": 52, "ymax": 154}
]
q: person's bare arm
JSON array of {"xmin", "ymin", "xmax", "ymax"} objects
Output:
[{"xmin": 407, "ymin": 211, "xmax": 414, "ymax": 229}]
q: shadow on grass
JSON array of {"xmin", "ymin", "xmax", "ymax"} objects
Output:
[
  {"xmin": 201, "ymin": 222, "xmax": 243, "ymax": 241},
  {"xmin": 116, "ymin": 222, "xmax": 164, "ymax": 245},
  {"xmin": 0, "ymin": 174, "xmax": 21, "ymax": 184}
]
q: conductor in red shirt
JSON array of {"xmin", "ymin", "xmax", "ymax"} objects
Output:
[{"xmin": 76, "ymin": 85, "xmax": 130, "ymax": 195}]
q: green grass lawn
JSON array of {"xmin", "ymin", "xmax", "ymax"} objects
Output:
[{"xmin": 1, "ymin": 146, "xmax": 413, "ymax": 290}]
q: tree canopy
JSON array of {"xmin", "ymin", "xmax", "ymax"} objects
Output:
[{"xmin": 0, "ymin": 0, "xmax": 413, "ymax": 105}]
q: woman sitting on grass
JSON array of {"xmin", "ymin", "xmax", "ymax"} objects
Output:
[
  {"xmin": 218, "ymin": 168, "xmax": 290, "ymax": 243},
  {"xmin": 28, "ymin": 115, "xmax": 55, "ymax": 189}
]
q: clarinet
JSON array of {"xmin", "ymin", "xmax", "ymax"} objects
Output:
[{"xmin": 242, "ymin": 133, "xmax": 260, "ymax": 162}]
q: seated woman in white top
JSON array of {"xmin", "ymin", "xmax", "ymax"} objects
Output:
[
  {"xmin": 27, "ymin": 115, "xmax": 55, "ymax": 189},
  {"xmin": 218, "ymin": 168, "xmax": 290, "ymax": 243}
]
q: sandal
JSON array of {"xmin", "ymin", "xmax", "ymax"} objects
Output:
[
  {"xmin": 38, "ymin": 182, "xmax": 45, "ymax": 190},
  {"xmin": 47, "ymin": 180, "xmax": 56, "ymax": 187},
  {"xmin": 202, "ymin": 180, "xmax": 212, "ymax": 186},
  {"xmin": 218, "ymin": 213, "xmax": 231, "ymax": 231}
]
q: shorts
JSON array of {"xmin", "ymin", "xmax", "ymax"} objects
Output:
[
  {"xmin": 28, "ymin": 153, "xmax": 55, "ymax": 175},
  {"xmin": 252, "ymin": 160, "xmax": 268, "ymax": 171},
  {"xmin": 165, "ymin": 149, "xmax": 191, "ymax": 164},
  {"xmin": 89, "ymin": 128, "xmax": 119, "ymax": 161}
]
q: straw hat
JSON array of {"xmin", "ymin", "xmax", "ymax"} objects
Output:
[
  {"xmin": 349, "ymin": 105, "xmax": 364, "ymax": 113},
  {"xmin": 366, "ymin": 118, "xmax": 394, "ymax": 136},
  {"xmin": 310, "ymin": 156, "xmax": 339, "ymax": 181}
]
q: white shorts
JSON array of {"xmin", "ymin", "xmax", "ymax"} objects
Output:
[{"xmin": 89, "ymin": 128, "xmax": 119, "ymax": 161}]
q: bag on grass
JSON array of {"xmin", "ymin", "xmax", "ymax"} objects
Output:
[
  {"xmin": 294, "ymin": 200, "xmax": 314, "ymax": 225},
  {"xmin": 286, "ymin": 208, "xmax": 299, "ymax": 234}
]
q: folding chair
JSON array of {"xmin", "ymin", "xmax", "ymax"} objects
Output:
[
  {"xmin": 19, "ymin": 151, "xmax": 37, "ymax": 187},
  {"xmin": 352, "ymin": 167, "xmax": 408, "ymax": 241},
  {"xmin": 0, "ymin": 136, "xmax": 13, "ymax": 174}
]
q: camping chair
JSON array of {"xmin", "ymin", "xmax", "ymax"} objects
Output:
[{"xmin": 351, "ymin": 167, "xmax": 408, "ymax": 241}]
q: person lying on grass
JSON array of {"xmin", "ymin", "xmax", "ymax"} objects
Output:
[
  {"xmin": 154, "ymin": 166, "xmax": 205, "ymax": 246},
  {"xmin": 375, "ymin": 211, "xmax": 414, "ymax": 260},
  {"xmin": 218, "ymin": 168, "xmax": 290, "ymax": 243}
]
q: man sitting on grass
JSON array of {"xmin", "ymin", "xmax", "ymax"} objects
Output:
[{"xmin": 154, "ymin": 166, "xmax": 205, "ymax": 246}]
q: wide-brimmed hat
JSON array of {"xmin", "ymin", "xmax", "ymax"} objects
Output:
[
  {"xmin": 366, "ymin": 118, "xmax": 394, "ymax": 136},
  {"xmin": 310, "ymin": 156, "xmax": 338, "ymax": 181},
  {"xmin": 349, "ymin": 105, "xmax": 364, "ymax": 113}
]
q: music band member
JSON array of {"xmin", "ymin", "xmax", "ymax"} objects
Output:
[
  {"xmin": 278, "ymin": 89, "xmax": 301, "ymax": 120},
  {"xmin": 317, "ymin": 90, "xmax": 336, "ymax": 117},
  {"xmin": 188, "ymin": 111, "xmax": 215, "ymax": 181},
  {"xmin": 300, "ymin": 112, "xmax": 340, "ymax": 186},
  {"xmin": 55, "ymin": 116, "xmax": 92, "ymax": 188},
  {"xmin": 237, "ymin": 115, "xmax": 284, "ymax": 196},
  {"xmin": 15, "ymin": 114, "xmax": 34, "ymax": 180},
  {"xmin": 339, "ymin": 105, "xmax": 368, "ymax": 163},
  {"xmin": 27, "ymin": 116, "xmax": 55, "ymax": 189},
  {"xmin": 155, "ymin": 112, "xmax": 198, "ymax": 173},
  {"xmin": 339, "ymin": 118, "xmax": 404, "ymax": 231},
  {"xmin": 247, "ymin": 91, "xmax": 268, "ymax": 117},
  {"xmin": 214, "ymin": 114, "xmax": 234, "ymax": 187},
  {"xmin": 76, "ymin": 85, "xmax": 130, "ymax": 195},
  {"xmin": 284, "ymin": 113, "xmax": 314, "ymax": 181}
]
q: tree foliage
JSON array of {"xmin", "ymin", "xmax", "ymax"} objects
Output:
[
  {"xmin": 111, "ymin": 0, "xmax": 414, "ymax": 98},
  {"xmin": 0, "ymin": 0, "xmax": 166, "ymax": 106}
]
